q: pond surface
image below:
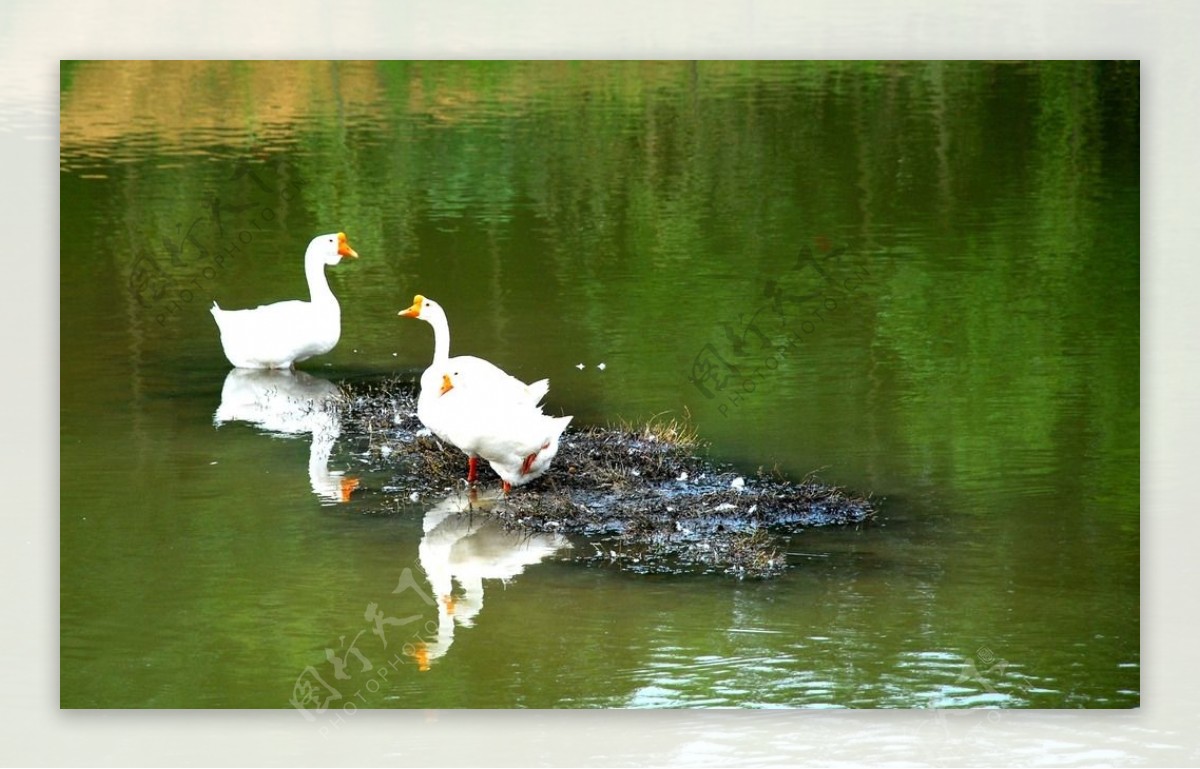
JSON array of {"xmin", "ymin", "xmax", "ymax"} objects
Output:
[{"xmin": 59, "ymin": 61, "xmax": 1139, "ymax": 710}]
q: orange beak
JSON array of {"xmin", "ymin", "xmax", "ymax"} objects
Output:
[
  {"xmin": 336, "ymin": 232, "xmax": 358, "ymax": 259},
  {"xmin": 439, "ymin": 374, "xmax": 453, "ymax": 396},
  {"xmin": 398, "ymin": 294, "xmax": 424, "ymax": 318}
]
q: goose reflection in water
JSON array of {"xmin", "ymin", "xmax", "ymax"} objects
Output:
[
  {"xmin": 408, "ymin": 489, "xmax": 571, "ymax": 671},
  {"xmin": 213, "ymin": 368, "xmax": 359, "ymax": 504}
]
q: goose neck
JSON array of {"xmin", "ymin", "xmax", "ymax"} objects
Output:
[
  {"xmin": 428, "ymin": 310, "xmax": 451, "ymax": 364},
  {"xmin": 305, "ymin": 249, "xmax": 336, "ymax": 306}
]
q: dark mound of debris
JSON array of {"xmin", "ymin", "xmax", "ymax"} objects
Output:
[{"xmin": 335, "ymin": 377, "xmax": 875, "ymax": 578}]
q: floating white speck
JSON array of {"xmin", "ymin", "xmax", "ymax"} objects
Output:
[
  {"xmin": 677, "ymin": 471, "xmax": 689, "ymax": 482},
  {"xmin": 576, "ymin": 363, "xmax": 585, "ymax": 370},
  {"xmin": 597, "ymin": 362, "xmax": 606, "ymax": 370},
  {"xmin": 715, "ymin": 502, "xmax": 736, "ymax": 512},
  {"xmin": 631, "ymin": 469, "xmax": 641, "ymax": 477},
  {"xmin": 748, "ymin": 504, "xmax": 758, "ymax": 514},
  {"xmin": 210, "ymin": 461, "xmax": 218, "ymax": 466},
  {"xmin": 731, "ymin": 476, "xmax": 745, "ymax": 490},
  {"xmin": 408, "ymin": 491, "xmax": 420, "ymax": 502},
  {"xmin": 380, "ymin": 445, "xmax": 393, "ymax": 457},
  {"xmin": 392, "ymin": 352, "xmax": 398, "ymax": 357},
  {"xmin": 353, "ymin": 349, "xmax": 358, "ymax": 353}
]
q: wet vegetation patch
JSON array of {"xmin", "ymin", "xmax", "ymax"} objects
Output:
[{"xmin": 335, "ymin": 378, "xmax": 875, "ymax": 578}]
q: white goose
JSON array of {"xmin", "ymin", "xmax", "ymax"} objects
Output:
[
  {"xmin": 437, "ymin": 369, "xmax": 573, "ymax": 494},
  {"xmin": 399, "ymin": 294, "xmax": 549, "ymax": 482},
  {"xmin": 211, "ymin": 232, "xmax": 358, "ymax": 369}
]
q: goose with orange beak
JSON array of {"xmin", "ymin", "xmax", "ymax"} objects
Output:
[
  {"xmin": 435, "ymin": 369, "xmax": 572, "ymax": 494},
  {"xmin": 399, "ymin": 294, "xmax": 552, "ymax": 483},
  {"xmin": 211, "ymin": 232, "xmax": 358, "ymax": 369}
]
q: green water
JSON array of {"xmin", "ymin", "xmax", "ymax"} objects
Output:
[{"xmin": 59, "ymin": 60, "xmax": 1139, "ymax": 710}]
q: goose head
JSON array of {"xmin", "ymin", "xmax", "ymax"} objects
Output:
[
  {"xmin": 398, "ymin": 294, "xmax": 447, "ymax": 325},
  {"xmin": 309, "ymin": 232, "xmax": 359, "ymax": 266}
]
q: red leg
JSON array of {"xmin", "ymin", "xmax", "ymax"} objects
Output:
[
  {"xmin": 467, "ymin": 455, "xmax": 478, "ymax": 483},
  {"xmin": 502, "ymin": 480, "xmax": 512, "ymax": 495}
]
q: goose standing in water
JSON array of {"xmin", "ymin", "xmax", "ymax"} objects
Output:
[{"xmin": 211, "ymin": 232, "xmax": 358, "ymax": 369}]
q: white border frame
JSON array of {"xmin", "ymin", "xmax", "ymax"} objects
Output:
[{"xmin": 9, "ymin": 0, "xmax": 1197, "ymax": 764}]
